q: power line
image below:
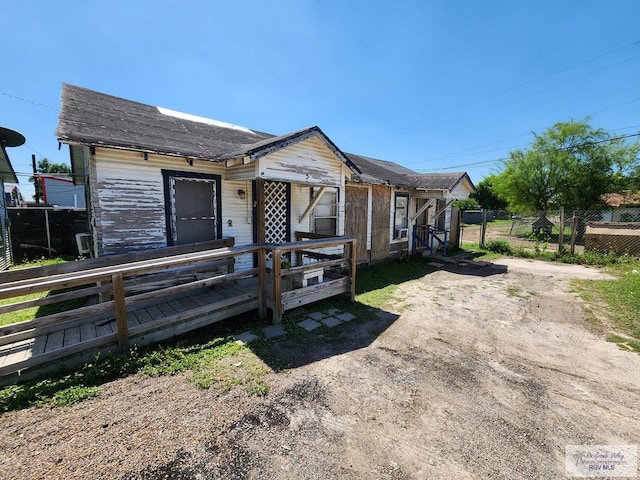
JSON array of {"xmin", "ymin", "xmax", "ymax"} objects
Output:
[
  {"xmin": 0, "ymin": 91, "xmax": 58, "ymax": 111},
  {"xmin": 425, "ymin": 131, "xmax": 640, "ymax": 172}
]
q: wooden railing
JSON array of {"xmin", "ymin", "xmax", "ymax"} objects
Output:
[
  {"xmin": 265, "ymin": 236, "xmax": 357, "ymax": 323},
  {"xmin": 0, "ymin": 236, "xmax": 357, "ymax": 377}
]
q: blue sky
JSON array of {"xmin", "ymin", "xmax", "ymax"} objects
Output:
[{"xmin": 2, "ymin": 0, "xmax": 640, "ymax": 199}]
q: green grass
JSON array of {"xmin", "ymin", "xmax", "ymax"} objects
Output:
[
  {"xmin": 0, "ymin": 336, "xmax": 271, "ymax": 412},
  {"xmin": 0, "ymin": 257, "xmax": 84, "ymax": 327},
  {"xmin": 354, "ymin": 257, "xmax": 437, "ymax": 308}
]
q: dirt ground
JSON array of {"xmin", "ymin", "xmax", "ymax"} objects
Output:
[{"xmin": 2, "ymin": 258, "xmax": 639, "ymax": 479}]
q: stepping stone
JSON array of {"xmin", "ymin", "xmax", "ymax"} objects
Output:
[
  {"xmin": 263, "ymin": 324, "xmax": 287, "ymax": 338},
  {"xmin": 297, "ymin": 319, "xmax": 322, "ymax": 332},
  {"xmin": 235, "ymin": 331, "xmax": 259, "ymax": 344},
  {"xmin": 308, "ymin": 311, "xmax": 328, "ymax": 321},
  {"xmin": 336, "ymin": 312, "xmax": 356, "ymax": 322},
  {"xmin": 324, "ymin": 308, "xmax": 340, "ymax": 316},
  {"xmin": 428, "ymin": 262, "xmax": 444, "ymax": 268},
  {"xmin": 321, "ymin": 317, "xmax": 342, "ymax": 328}
]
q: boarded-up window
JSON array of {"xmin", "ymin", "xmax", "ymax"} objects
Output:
[{"xmin": 162, "ymin": 170, "xmax": 222, "ymax": 246}]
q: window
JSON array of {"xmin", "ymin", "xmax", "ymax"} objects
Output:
[
  {"xmin": 394, "ymin": 193, "xmax": 409, "ymax": 239},
  {"xmin": 162, "ymin": 170, "xmax": 222, "ymax": 246},
  {"xmin": 312, "ymin": 187, "xmax": 338, "ymax": 236}
]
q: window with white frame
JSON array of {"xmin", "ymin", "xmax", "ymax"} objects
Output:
[
  {"xmin": 312, "ymin": 187, "xmax": 338, "ymax": 236},
  {"xmin": 394, "ymin": 193, "xmax": 409, "ymax": 239}
]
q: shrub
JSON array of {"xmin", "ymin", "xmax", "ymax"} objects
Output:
[{"xmin": 485, "ymin": 240, "xmax": 513, "ymax": 255}]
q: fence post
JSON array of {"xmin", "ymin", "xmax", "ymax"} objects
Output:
[
  {"xmin": 480, "ymin": 209, "xmax": 487, "ymax": 248},
  {"xmin": 558, "ymin": 207, "xmax": 565, "ymax": 252},
  {"xmin": 112, "ymin": 273, "xmax": 129, "ymax": 351},
  {"xmin": 570, "ymin": 212, "xmax": 579, "ymax": 255},
  {"xmin": 44, "ymin": 209, "xmax": 52, "ymax": 257}
]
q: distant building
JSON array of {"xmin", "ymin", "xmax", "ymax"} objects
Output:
[
  {"xmin": 37, "ymin": 174, "xmax": 86, "ymax": 209},
  {"xmin": 4, "ymin": 184, "xmax": 23, "ymax": 206}
]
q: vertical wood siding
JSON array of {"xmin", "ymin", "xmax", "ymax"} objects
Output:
[
  {"xmin": 0, "ymin": 180, "xmax": 10, "ymax": 270},
  {"xmin": 370, "ymin": 185, "xmax": 391, "ymax": 261},
  {"xmin": 345, "ymin": 185, "xmax": 370, "ymax": 263}
]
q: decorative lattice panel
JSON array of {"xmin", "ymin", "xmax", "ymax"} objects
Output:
[{"xmin": 264, "ymin": 181, "xmax": 288, "ymax": 261}]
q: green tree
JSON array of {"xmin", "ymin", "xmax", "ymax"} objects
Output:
[
  {"xmin": 493, "ymin": 120, "xmax": 640, "ymax": 212},
  {"xmin": 29, "ymin": 158, "xmax": 72, "ymax": 202},
  {"xmin": 452, "ymin": 198, "xmax": 479, "ymax": 211},
  {"xmin": 471, "ymin": 176, "xmax": 508, "ymax": 210}
]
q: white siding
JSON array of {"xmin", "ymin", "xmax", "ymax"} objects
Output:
[
  {"xmin": 92, "ymin": 148, "xmax": 227, "ymax": 256},
  {"xmin": 258, "ymin": 137, "xmax": 346, "ymax": 187}
]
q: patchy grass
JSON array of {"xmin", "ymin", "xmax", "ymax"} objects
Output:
[
  {"xmin": 607, "ymin": 334, "xmax": 640, "ymax": 354},
  {"xmin": 354, "ymin": 257, "xmax": 436, "ymax": 309},
  {"xmin": 0, "ymin": 336, "xmax": 271, "ymax": 412},
  {"xmin": 459, "ymin": 243, "xmax": 502, "ymax": 261}
]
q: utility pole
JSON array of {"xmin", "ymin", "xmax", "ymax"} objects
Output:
[{"xmin": 32, "ymin": 154, "xmax": 40, "ymax": 204}]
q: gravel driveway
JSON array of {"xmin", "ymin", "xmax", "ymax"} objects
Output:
[{"xmin": 1, "ymin": 258, "xmax": 638, "ymax": 479}]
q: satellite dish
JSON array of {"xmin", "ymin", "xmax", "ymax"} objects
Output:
[{"xmin": 0, "ymin": 126, "xmax": 26, "ymax": 147}]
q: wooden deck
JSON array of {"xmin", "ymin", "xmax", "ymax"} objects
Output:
[
  {"xmin": 0, "ymin": 236, "xmax": 356, "ymax": 382},
  {"xmin": 0, "ymin": 279, "xmax": 260, "ymax": 379}
]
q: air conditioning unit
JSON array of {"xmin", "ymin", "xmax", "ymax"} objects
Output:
[
  {"xmin": 75, "ymin": 233, "xmax": 91, "ymax": 255},
  {"xmin": 394, "ymin": 228, "xmax": 408, "ymax": 239}
]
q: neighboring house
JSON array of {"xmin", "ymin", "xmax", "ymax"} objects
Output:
[
  {"xmin": 4, "ymin": 184, "xmax": 23, "ymax": 207},
  {"xmin": 56, "ymin": 84, "xmax": 475, "ymax": 265},
  {"xmin": 0, "ymin": 127, "xmax": 23, "ymax": 270},
  {"xmin": 56, "ymin": 84, "xmax": 360, "ymax": 270},
  {"xmin": 601, "ymin": 191, "xmax": 640, "ymax": 222},
  {"xmin": 37, "ymin": 174, "xmax": 86, "ymax": 209},
  {"xmin": 346, "ymin": 151, "xmax": 475, "ymax": 261}
]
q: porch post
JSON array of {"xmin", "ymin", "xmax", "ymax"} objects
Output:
[
  {"xmin": 272, "ymin": 247, "xmax": 283, "ymax": 323},
  {"xmin": 258, "ymin": 246, "xmax": 267, "ymax": 319},
  {"xmin": 256, "ymin": 178, "xmax": 266, "ymax": 245},
  {"xmin": 349, "ymin": 240, "xmax": 357, "ymax": 301}
]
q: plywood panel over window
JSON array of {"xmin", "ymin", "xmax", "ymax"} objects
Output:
[
  {"xmin": 345, "ymin": 185, "xmax": 369, "ymax": 263},
  {"xmin": 371, "ymin": 185, "xmax": 391, "ymax": 262}
]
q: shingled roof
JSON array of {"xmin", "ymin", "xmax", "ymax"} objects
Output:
[
  {"xmin": 347, "ymin": 152, "xmax": 474, "ymax": 192},
  {"xmin": 56, "ymin": 84, "xmax": 358, "ymax": 172}
]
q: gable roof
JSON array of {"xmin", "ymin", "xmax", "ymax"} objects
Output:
[
  {"xmin": 56, "ymin": 84, "xmax": 358, "ymax": 173},
  {"xmin": 347, "ymin": 153, "xmax": 475, "ymax": 193},
  {"xmin": 346, "ymin": 153, "xmax": 418, "ymax": 187}
]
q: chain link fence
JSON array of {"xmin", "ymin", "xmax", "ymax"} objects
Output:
[
  {"xmin": 461, "ymin": 207, "xmax": 640, "ymax": 257},
  {"xmin": 8, "ymin": 207, "xmax": 89, "ymax": 262}
]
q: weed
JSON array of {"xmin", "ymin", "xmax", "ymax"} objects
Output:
[
  {"xmin": 607, "ymin": 334, "xmax": 640, "ymax": 354},
  {"xmin": 485, "ymin": 240, "xmax": 513, "ymax": 255}
]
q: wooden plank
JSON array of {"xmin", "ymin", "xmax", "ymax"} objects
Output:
[
  {"xmin": 281, "ymin": 278, "xmax": 350, "ymax": 311},
  {"xmin": 258, "ymin": 246, "xmax": 267, "ymax": 319},
  {"xmin": 128, "ymin": 292, "xmax": 259, "ymax": 338},
  {"xmin": 0, "ymin": 300, "xmax": 114, "ymax": 341},
  {"xmin": 63, "ymin": 326, "xmax": 81, "ymax": 348},
  {"xmin": 298, "ymin": 186, "xmax": 326, "ymax": 224},
  {"xmin": 0, "ymin": 238, "xmax": 236, "ymax": 284},
  {"xmin": 272, "ymin": 248, "xmax": 283, "ymax": 323},
  {"xmin": 80, "ymin": 321, "xmax": 97, "ymax": 342},
  {"xmin": 345, "ymin": 185, "xmax": 370, "ymax": 263},
  {"xmin": 0, "ymin": 333, "xmax": 119, "ymax": 377},
  {"xmin": 0, "ymin": 244, "xmax": 259, "ymax": 299},
  {"xmin": 113, "ymin": 272, "xmax": 129, "ymax": 351},
  {"xmin": 0, "ymin": 284, "xmax": 102, "ymax": 315},
  {"xmin": 133, "ymin": 308, "xmax": 153, "ymax": 325},
  {"xmin": 129, "ymin": 298, "xmax": 260, "ymax": 349},
  {"xmin": 350, "ymin": 240, "xmax": 357, "ymax": 301},
  {"xmin": 371, "ymin": 185, "xmax": 391, "ymax": 262},
  {"xmin": 256, "ymin": 178, "xmax": 266, "ymax": 245},
  {"xmin": 44, "ymin": 330, "xmax": 65, "ymax": 353}
]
